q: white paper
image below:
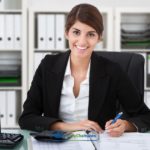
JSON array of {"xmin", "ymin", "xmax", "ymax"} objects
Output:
[{"xmin": 99, "ymin": 132, "xmax": 150, "ymax": 150}]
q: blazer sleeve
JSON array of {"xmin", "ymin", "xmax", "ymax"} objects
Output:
[
  {"xmin": 18, "ymin": 56, "xmax": 62, "ymax": 132},
  {"xmin": 116, "ymin": 64, "xmax": 150, "ymax": 132}
]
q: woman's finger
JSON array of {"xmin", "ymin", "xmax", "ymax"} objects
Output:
[{"xmin": 105, "ymin": 120, "xmax": 113, "ymax": 129}]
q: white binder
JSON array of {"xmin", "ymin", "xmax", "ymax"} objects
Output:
[
  {"xmin": 38, "ymin": 14, "xmax": 47, "ymax": 49},
  {"xmin": 0, "ymin": 91, "xmax": 7, "ymax": 127},
  {"xmin": 0, "ymin": 14, "xmax": 5, "ymax": 49},
  {"xmin": 14, "ymin": 14, "xmax": 22, "ymax": 49},
  {"xmin": 146, "ymin": 92, "xmax": 150, "ymax": 109},
  {"xmin": 46, "ymin": 14, "xmax": 55, "ymax": 49},
  {"xmin": 5, "ymin": 14, "xmax": 14, "ymax": 49},
  {"xmin": 0, "ymin": 0, "xmax": 4, "ymax": 10},
  {"xmin": 147, "ymin": 54, "xmax": 150, "ymax": 74},
  {"xmin": 34, "ymin": 53, "xmax": 44, "ymax": 71},
  {"xmin": 56, "ymin": 14, "xmax": 65, "ymax": 49},
  {"xmin": 7, "ymin": 91, "xmax": 16, "ymax": 126}
]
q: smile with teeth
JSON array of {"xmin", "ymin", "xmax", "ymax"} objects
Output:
[{"xmin": 76, "ymin": 45, "xmax": 87, "ymax": 51}]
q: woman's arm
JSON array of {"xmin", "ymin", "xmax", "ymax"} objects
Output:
[
  {"xmin": 19, "ymin": 56, "xmax": 61, "ymax": 132},
  {"xmin": 50, "ymin": 120, "xmax": 103, "ymax": 133}
]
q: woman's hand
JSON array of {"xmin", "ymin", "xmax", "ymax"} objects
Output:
[
  {"xmin": 50, "ymin": 120, "xmax": 103, "ymax": 133},
  {"xmin": 105, "ymin": 119, "xmax": 137, "ymax": 137}
]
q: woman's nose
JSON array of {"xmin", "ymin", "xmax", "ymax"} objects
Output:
[{"xmin": 77, "ymin": 34, "xmax": 87, "ymax": 46}]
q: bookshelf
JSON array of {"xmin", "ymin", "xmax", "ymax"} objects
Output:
[
  {"xmin": 115, "ymin": 8, "xmax": 150, "ymax": 108},
  {"xmin": 115, "ymin": 8, "xmax": 150, "ymax": 52},
  {"xmin": 0, "ymin": 1, "xmax": 27, "ymax": 128}
]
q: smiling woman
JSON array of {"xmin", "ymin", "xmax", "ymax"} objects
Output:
[
  {"xmin": 65, "ymin": 21, "xmax": 100, "ymax": 59},
  {"xmin": 19, "ymin": 3, "xmax": 150, "ymax": 137}
]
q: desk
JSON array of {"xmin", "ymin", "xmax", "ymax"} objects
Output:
[
  {"xmin": 1, "ymin": 129, "xmax": 30, "ymax": 150},
  {"xmin": 1, "ymin": 129, "xmax": 150, "ymax": 150}
]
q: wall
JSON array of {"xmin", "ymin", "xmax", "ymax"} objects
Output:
[{"xmin": 25, "ymin": 0, "xmax": 150, "ymax": 9}]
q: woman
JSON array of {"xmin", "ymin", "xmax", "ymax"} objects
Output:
[{"xmin": 19, "ymin": 3, "xmax": 150, "ymax": 137}]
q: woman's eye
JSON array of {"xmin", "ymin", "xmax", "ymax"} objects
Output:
[
  {"xmin": 88, "ymin": 33, "xmax": 95, "ymax": 37},
  {"xmin": 73, "ymin": 30, "xmax": 80, "ymax": 35}
]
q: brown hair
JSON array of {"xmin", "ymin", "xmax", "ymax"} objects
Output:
[{"xmin": 65, "ymin": 3, "xmax": 104, "ymax": 38}]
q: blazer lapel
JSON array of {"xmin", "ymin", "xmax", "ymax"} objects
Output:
[
  {"xmin": 45, "ymin": 51, "xmax": 70, "ymax": 116},
  {"xmin": 88, "ymin": 53, "xmax": 110, "ymax": 120}
]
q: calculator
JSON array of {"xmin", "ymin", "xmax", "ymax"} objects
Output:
[{"xmin": 31, "ymin": 130, "xmax": 73, "ymax": 142}]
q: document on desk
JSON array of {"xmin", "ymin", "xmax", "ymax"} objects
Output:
[
  {"xmin": 28, "ymin": 131, "xmax": 95, "ymax": 150},
  {"xmin": 99, "ymin": 132, "xmax": 150, "ymax": 150}
]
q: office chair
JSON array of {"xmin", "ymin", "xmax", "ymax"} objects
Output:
[{"xmin": 95, "ymin": 51, "xmax": 145, "ymax": 116}]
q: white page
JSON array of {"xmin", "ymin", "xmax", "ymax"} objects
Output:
[{"xmin": 99, "ymin": 132, "xmax": 150, "ymax": 150}]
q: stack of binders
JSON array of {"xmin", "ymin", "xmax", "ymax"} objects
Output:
[
  {"xmin": 36, "ymin": 13, "xmax": 66, "ymax": 50},
  {"xmin": 0, "ymin": 65, "xmax": 21, "ymax": 86},
  {"xmin": 0, "ymin": 90, "xmax": 20, "ymax": 127},
  {"xmin": 0, "ymin": 52, "xmax": 21, "ymax": 86},
  {"xmin": 121, "ymin": 24, "xmax": 150, "ymax": 49}
]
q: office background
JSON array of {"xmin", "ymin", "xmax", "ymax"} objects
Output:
[{"xmin": 0, "ymin": 0, "xmax": 150, "ymax": 129}]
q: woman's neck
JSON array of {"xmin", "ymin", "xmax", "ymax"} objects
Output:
[{"xmin": 70, "ymin": 55, "xmax": 90, "ymax": 75}]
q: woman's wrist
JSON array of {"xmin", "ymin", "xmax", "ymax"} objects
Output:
[
  {"xmin": 124, "ymin": 120, "xmax": 137, "ymax": 132},
  {"xmin": 50, "ymin": 122, "xmax": 66, "ymax": 130}
]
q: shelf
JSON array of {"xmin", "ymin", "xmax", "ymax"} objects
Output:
[
  {"xmin": 145, "ymin": 88, "xmax": 150, "ymax": 91},
  {"xmin": 0, "ymin": 49, "xmax": 22, "ymax": 52},
  {"xmin": 1, "ymin": 125, "xmax": 19, "ymax": 129},
  {"xmin": 0, "ymin": 10, "xmax": 22, "ymax": 13},
  {"xmin": 0, "ymin": 2, "xmax": 27, "ymax": 129},
  {"xmin": 0, "ymin": 86, "xmax": 22, "ymax": 90},
  {"xmin": 115, "ymin": 8, "xmax": 150, "ymax": 51},
  {"xmin": 120, "ymin": 49, "xmax": 150, "ymax": 52}
]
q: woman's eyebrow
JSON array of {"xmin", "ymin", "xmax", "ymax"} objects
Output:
[
  {"xmin": 72, "ymin": 28, "xmax": 96, "ymax": 33},
  {"xmin": 72, "ymin": 28, "xmax": 80, "ymax": 31}
]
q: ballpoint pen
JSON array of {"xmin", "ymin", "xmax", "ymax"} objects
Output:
[{"xmin": 111, "ymin": 112, "xmax": 123, "ymax": 124}]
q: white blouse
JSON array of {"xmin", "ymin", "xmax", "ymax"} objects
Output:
[{"xmin": 59, "ymin": 57, "xmax": 90, "ymax": 123}]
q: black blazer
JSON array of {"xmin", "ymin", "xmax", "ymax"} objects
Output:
[{"xmin": 19, "ymin": 50, "xmax": 150, "ymax": 132}]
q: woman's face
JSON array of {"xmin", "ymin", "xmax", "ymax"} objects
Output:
[{"xmin": 65, "ymin": 20, "xmax": 100, "ymax": 58}]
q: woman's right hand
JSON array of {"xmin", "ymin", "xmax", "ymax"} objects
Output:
[{"xmin": 50, "ymin": 120, "xmax": 103, "ymax": 133}]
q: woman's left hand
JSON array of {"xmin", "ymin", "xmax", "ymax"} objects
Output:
[
  {"xmin": 105, "ymin": 119, "xmax": 128, "ymax": 137},
  {"xmin": 105, "ymin": 119, "xmax": 137, "ymax": 137}
]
